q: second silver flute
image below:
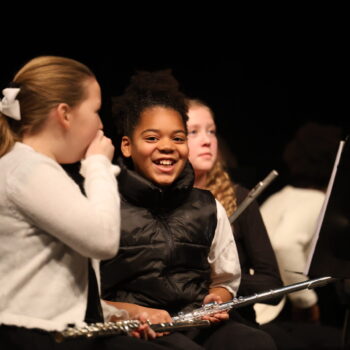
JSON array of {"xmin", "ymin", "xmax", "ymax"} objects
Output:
[
  {"xmin": 172, "ymin": 276, "xmax": 335, "ymax": 322},
  {"xmin": 229, "ymin": 170, "xmax": 278, "ymax": 224}
]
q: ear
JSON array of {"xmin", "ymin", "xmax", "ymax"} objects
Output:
[
  {"xmin": 55, "ymin": 103, "xmax": 71, "ymax": 129},
  {"xmin": 121, "ymin": 136, "xmax": 132, "ymax": 157}
]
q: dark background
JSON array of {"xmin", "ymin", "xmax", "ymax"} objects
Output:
[{"xmin": 1, "ymin": 43, "xmax": 347, "ymax": 202}]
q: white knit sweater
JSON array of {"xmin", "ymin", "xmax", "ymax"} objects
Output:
[
  {"xmin": 0, "ymin": 143, "xmax": 121, "ymax": 331},
  {"xmin": 255, "ymin": 185, "xmax": 325, "ymax": 324}
]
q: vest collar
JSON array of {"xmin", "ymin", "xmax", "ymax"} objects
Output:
[{"xmin": 117, "ymin": 157, "xmax": 194, "ymax": 210}]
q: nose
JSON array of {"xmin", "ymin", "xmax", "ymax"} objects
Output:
[
  {"xmin": 199, "ymin": 131, "xmax": 211, "ymax": 145},
  {"xmin": 158, "ymin": 138, "xmax": 175, "ymax": 153}
]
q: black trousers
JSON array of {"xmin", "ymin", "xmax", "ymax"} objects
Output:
[
  {"xmin": 261, "ymin": 321, "xmax": 343, "ymax": 350},
  {"xmin": 177, "ymin": 319, "xmax": 277, "ymax": 350},
  {"xmin": 0, "ymin": 325, "xmax": 201, "ymax": 350},
  {"xmin": 1, "ymin": 321, "xmax": 278, "ymax": 350}
]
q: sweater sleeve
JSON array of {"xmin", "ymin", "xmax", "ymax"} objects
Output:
[
  {"xmin": 261, "ymin": 191, "xmax": 323, "ymax": 308},
  {"xmin": 208, "ymin": 200, "xmax": 241, "ymax": 296},
  {"xmin": 7, "ymin": 154, "xmax": 120, "ymax": 260}
]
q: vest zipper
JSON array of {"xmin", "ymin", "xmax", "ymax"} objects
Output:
[
  {"xmin": 158, "ymin": 215, "xmax": 175, "ymax": 266},
  {"xmin": 158, "ymin": 214, "xmax": 179, "ymax": 293}
]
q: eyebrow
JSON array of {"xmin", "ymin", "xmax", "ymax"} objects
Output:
[
  {"xmin": 188, "ymin": 123, "xmax": 216, "ymax": 128},
  {"xmin": 141, "ymin": 129, "xmax": 186, "ymax": 135}
]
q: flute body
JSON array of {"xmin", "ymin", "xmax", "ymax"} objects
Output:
[
  {"xmin": 54, "ymin": 318, "xmax": 210, "ymax": 342},
  {"xmin": 172, "ymin": 276, "xmax": 335, "ymax": 322},
  {"xmin": 229, "ymin": 170, "xmax": 278, "ymax": 224}
]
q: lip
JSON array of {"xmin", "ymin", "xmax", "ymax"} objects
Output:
[
  {"xmin": 153, "ymin": 157, "xmax": 177, "ymax": 164},
  {"xmin": 152, "ymin": 158, "xmax": 178, "ymax": 173},
  {"xmin": 198, "ymin": 152, "xmax": 212, "ymax": 157}
]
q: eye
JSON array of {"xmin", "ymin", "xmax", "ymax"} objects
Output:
[
  {"xmin": 188, "ymin": 130, "xmax": 197, "ymax": 136},
  {"xmin": 145, "ymin": 136, "xmax": 158, "ymax": 142},
  {"xmin": 208, "ymin": 129, "xmax": 216, "ymax": 135},
  {"xmin": 173, "ymin": 136, "xmax": 186, "ymax": 142}
]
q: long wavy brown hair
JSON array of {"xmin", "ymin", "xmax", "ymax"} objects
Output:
[
  {"xmin": 188, "ymin": 99, "xmax": 237, "ymax": 217},
  {"xmin": 206, "ymin": 154, "xmax": 237, "ymax": 217}
]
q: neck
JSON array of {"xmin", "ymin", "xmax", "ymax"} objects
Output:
[
  {"xmin": 194, "ymin": 171, "xmax": 208, "ymax": 189},
  {"xmin": 22, "ymin": 134, "xmax": 57, "ymax": 161}
]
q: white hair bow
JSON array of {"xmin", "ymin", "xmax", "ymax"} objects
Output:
[{"xmin": 0, "ymin": 88, "xmax": 21, "ymax": 120}]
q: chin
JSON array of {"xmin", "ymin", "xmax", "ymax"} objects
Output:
[
  {"xmin": 193, "ymin": 160, "xmax": 210, "ymax": 169},
  {"xmin": 153, "ymin": 177, "xmax": 176, "ymax": 187},
  {"xmin": 60, "ymin": 151, "xmax": 85, "ymax": 164},
  {"xmin": 58, "ymin": 156, "xmax": 80, "ymax": 164}
]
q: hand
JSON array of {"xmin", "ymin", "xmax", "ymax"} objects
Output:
[
  {"xmin": 291, "ymin": 303, "xmax": 320, "ymax": 323},
  {"xmin": 131, "ymin": 306, "xmax": 172, "ymax": 338},
  {"xmin": 129, "ymin": 312, "xmax": 157, "ymax": 340},
  {"xmin": 103, "ymin": 301, "xmax": 172, "ymax": 338},
  {"xmin": 108, "ymin": 312, "xmax": 156, "ymax": 340},
  {"xmin": 85, "ymin": 130, "xmax": 115, "ymax": 161},
  {"xmin": 201, "ymin": 293, "xmax": 229, "ymax": 323}
]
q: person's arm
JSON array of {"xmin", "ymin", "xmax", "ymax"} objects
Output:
[
  {"xmin": 233, "ymin": 185, "xmax": 283, "ymax": 303},
  {"xmin": 7, "ymin": 154, "xmax": 120, "ymax": 259},
  {"xmin": 208, "ymin": 287, "xmax": 233, "ymax": 302},
  {"xmin": 274, "ymin": 217, "xmax": 320, "ymax": 323},
  {"xmin": 261, "ymin": 193, "xmax": 323, "ymax": 310},
  {"xmin": 104, "ymin": 300, "xmax": 172, "ymax": 337},
  {"xmin": 208, "ymin": 199, "xmax": 241, "ymax": 299},
  {"xmin": 104, "ymin": 301, "xmax": 172, "ymax": 324},
  {"xmin": 101, "ymin": 301, "xmax": 157, "ymax": 339},
  {"xmin": 202, "ymin": 200, "xmax": 240, "ymax": 322}
]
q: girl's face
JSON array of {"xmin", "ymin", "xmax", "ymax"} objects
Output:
[
  {"xmin": 66, "ymin": 78, "xmax": 103, "ymax": 162},
  {"xmin": 121, "ymin": 106, "xmax": 188, "ymax": 187},
  {"xmin": 187, "ymin": 105, "xmax": 218, "ymax": 174}
]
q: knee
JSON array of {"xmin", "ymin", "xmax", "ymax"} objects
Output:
[{"xmin": 225, "ymin": 323, "xmax": 278, "ymax": 350}]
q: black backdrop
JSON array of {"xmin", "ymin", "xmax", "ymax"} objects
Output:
[{"xmin": 1, "ymin": 48, "xmax": 347, "ymax": 202}]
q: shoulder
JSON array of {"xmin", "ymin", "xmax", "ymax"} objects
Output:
[
  {"xmin": 3, "ymin": 144, "xmax": 64, "ymax": 195},
  {"xmin": 11, "ymin": 147, "xmax": 62, "ymax": 179},
  {"xmin": 264, "ymin": 186, "xmax": 325, "ymax": 207},
  {"xmin": 234, "ymin": 184, "xmax": 249, "ymax": 204},
  {"xmin": 262, "ymin": 186, "xmax": 325, "ymax": 226},
  {"xmin": 191, "ymin": 187, "xmax": 216, "ymax": 202},
  {"xmin": 214, "ymin": 198, "xmax": 228, "ymax": 219},
  {"xmin": 187, "ymin": 188, "xmax": 218, "ymax": 218}
]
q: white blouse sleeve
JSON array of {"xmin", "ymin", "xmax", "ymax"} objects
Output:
[
  {"xmin": 208, "ymin": 199, "xmax": 241, "ymax": 296},
  {"xmin": 7, "ymin": 154, "xmax": 120, "ymax": 260}
]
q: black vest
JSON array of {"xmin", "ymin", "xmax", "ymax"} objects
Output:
[{"xmin": 101, "ymin": 160, "xmax": 217, "ymax": 315}]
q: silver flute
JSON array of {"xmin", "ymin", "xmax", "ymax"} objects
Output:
[
  {"xmin": 172, "ymin": 276, "xmax": 335, "ymax": 322},
  {"xmin": 229, "ymin": 170, "xmax": 278, "ymax": 224},
  {"xmin": 54, "ymin": 318, "xmax": 210, "ymax": 342}
]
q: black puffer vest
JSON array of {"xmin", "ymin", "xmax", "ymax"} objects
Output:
[{"xmin": 101, "ymin": 159, "xmax": 217, "ymax": 315}]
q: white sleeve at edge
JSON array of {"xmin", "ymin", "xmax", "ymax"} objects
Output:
[{"xmin": 208, "ymin": 199, "xmax": 241, "ymax": 297}]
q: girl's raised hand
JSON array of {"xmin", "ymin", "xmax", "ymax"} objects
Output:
[{"xmin": 85, "ymin": 130, "xmax": 115, "ymax": 161}]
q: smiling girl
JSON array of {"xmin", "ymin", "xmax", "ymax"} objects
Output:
[{"xmin": 101, "ymin": 70, "xmax": 277, "ymax": 350}]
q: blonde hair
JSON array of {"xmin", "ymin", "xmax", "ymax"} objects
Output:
[
  {"xmin": 187, "ymin": 98, "xmax": 213, "ymax": 117},
  {"xmin": 206, "ymin": 155, "xmax": 237, "ymax": 217},
  {"xmin": 0, "ymin": 56, "xmax": 95, "ymax": 157},
  {"xmin": 187, "ymin": 98, "xmax": 237, "ymax": 217}
]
